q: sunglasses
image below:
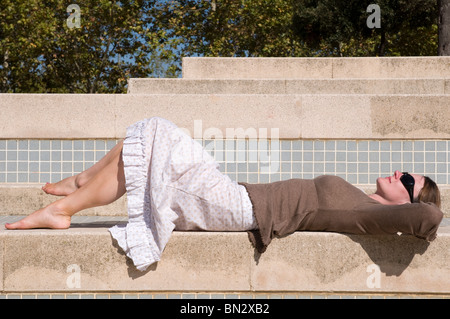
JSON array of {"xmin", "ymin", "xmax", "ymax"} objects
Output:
[{"xmin": 400, "ymin": 172, "xmax": 415, "ymax": 203}]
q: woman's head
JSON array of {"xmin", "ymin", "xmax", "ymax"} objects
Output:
[{"xmin": 371, "ymin": 170, "xmax": 441, "ymax": 207}]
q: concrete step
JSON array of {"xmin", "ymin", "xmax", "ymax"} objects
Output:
[
  {"xmin": 1, "ymin": 184, "xmax": 449, "ymax": 218},
  {"xmin": 182, "ymin": 57, "xmax": 450, "ymax": 79},
  {"xmin": 128, "ymin": 78, "xmax": 450, "ymax": 95},
  {"xmin": 2, "ymin": 93, "xmax": 450, "ymax": 139},
  {"xmin": 1, "ymin": 217, "xmax": 449, "ymax": 294}
]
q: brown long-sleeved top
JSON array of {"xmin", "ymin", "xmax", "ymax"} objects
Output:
[{"xmin": 239, "ymin": 175, "xmax": 443, "ymax": 253}]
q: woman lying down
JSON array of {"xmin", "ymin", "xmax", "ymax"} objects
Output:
[{"xmin": 5, "ymin": 117, "xmax": 443, "ymax": 271}]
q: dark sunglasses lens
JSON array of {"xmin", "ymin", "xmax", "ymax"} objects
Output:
[
  {"xmin": 400, "ymin": 173, "xmax": 415, "ymax": 203},
  {"xmin": 400, "ymin": 173, "xmax": 415, "ymax": 186}
]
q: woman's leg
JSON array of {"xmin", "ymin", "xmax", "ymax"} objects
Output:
[
  {"xmin": 5, "ymin": 144, "xmax": 126, "ymax": 230},
  {"xmin": 42, "ymin": 140, "xmax": 124, "ymax": 196}
]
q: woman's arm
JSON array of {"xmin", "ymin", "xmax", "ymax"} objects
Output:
[{"xmin": 300, "ymin": 202, "xmax": 444, "ymax": 241}]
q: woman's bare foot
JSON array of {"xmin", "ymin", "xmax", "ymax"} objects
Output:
[
  {"xmin": 4, "ymin": 201, "xmax": 71, "ymax": 230},
  {"xmin": 42, "ymin": 175, "xmax": 79, "ymax": 196}
]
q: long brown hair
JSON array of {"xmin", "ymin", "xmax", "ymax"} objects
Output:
[{"xmin": 417, "ymin": 176, "xmax": 441, "ymax": 208}]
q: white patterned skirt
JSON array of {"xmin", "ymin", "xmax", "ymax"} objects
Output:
[{"xmin": 109, "ymin": 117, "xmax": 256, "ymax": 271}]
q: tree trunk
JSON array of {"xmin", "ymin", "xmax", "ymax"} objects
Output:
[
  {"xmin": 378, "ymin": 31, "xmax": 386, "ymax": 56},
  {"xmin": 438, "ymin": 0, "xmax": 450, "ymax": 55}
]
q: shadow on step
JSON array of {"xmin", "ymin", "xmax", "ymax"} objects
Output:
[
  {"xmin": 69, "ymin": 221, "xmax": 127, "ymax": 228},
  {"xmin": 346, "ymin": 234, "xmax": 429, "ymax": 276}
]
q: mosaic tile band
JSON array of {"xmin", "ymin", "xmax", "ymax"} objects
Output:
[
  {"xmin": 0, "ymin": 292, "xmax": 447, "ymax": 299},
  {"xmin": 0, "ymin": 139, "xmax": 448, "ymax": 185}
]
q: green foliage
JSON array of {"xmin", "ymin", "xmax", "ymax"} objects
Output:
[
  {"xmin": 153, "ymin": 0, "xmax": 439, "ymax": 69},
  {"xmin": 0, "ymin": 0, "xmax": 174, "ymax": 93},
  {"xmin": 150, "ymin": 0, "xmax": 319, "ymax": 74},
  {"xmin": 292, "ymin": 0, "xmax": 439, "ymax": 56},
  {"xmin": 0, "ymin": 0, "xmax": 441, "ymax": 93}
]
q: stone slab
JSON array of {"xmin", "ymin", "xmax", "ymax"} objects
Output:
[
  {"xmin": 301, "ymin": 95, "xmax": 372, "ymax": 138},
  {"xmin": 128, "ymin": 78, "xmax": 447, "ymax": 95},
  {"xmin": 182, "ymin": 57, "xmax": 333, "ymax": 79},
  {"xmin": 0, "ymin": 229, "xmax": 251, "ymax": 292},
  {"xmin": 251, "ymin": 228, "xmax": 450, "ymax": 293},
  {"xmin": 0, "ymin": 225, "xmax": 448, "ymax": 293},
  {"xmin": 182, "ymin": 57, "xmax": 450, "ymax": 79},
  {"xmin": 113, "ymin": 93, "xmax": 300, "ymax": 139},
  {"xmin": 332, "ymin": 57, "xmax": 450, "ymax": 79},
  {"xmin": 1, "ymin": 93, "xmax": 450, "ymax": 139},
  {"xmin": 0, "ymin": 94, "xmax": 116, "ymax": 139},
  {"xmin": 370, "ymin": 95, "xmax": 450, "ymax": 138}
]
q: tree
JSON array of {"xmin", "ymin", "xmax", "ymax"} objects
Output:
[
  {"xmin": 439, "ymin": 0, "xmax": 450, "ymax": 55},
  {"xmin": 1, "ymin": 0, "xmax": 50, "ymax": 92},
  {"xmin": 152, "ymin": 0, "xmax": 440, "ymax": 66},
  {"xmin": 150, "ymin": 0, "xmax": 311, "ymax": 67},
  {"xmin": 292, "ymin": 0, "xmax": 438, "ymax": 56},
  {"xmin": 0, "ymin": 0, "xmax": 173, "ymax": 93}
]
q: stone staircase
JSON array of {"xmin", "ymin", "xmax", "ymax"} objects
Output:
[{"xmin": 0, "ymin": 57, "xmax": 449, "ymax": 298}]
